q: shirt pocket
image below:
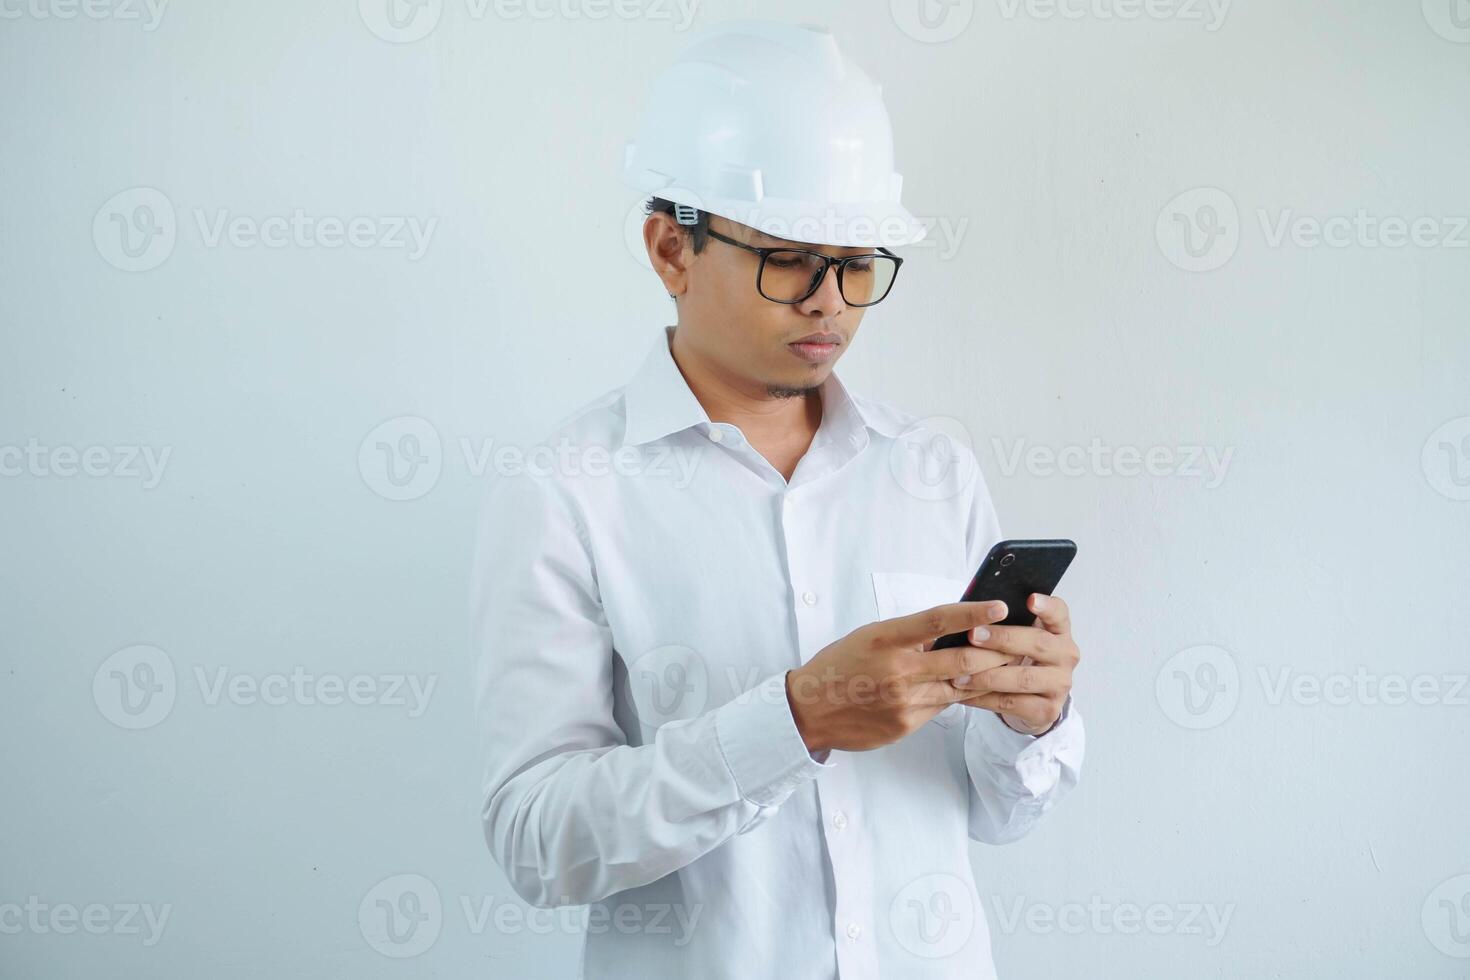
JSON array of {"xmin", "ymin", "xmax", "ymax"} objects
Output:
[{"xmin": 870, "ymin": 571, "xmax": 975, "ymax": 728}]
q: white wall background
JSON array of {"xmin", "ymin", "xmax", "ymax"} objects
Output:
[{"xmin": 2, "ymin": 1, "xmax": 1467, "ymax": 977}]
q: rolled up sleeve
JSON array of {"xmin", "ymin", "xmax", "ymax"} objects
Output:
[{"xmin": 963, "ymin": 695, "xmax": 1085, "ymax": 843}]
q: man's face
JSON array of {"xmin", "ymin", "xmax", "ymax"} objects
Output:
[{"xmin": 654, "ymin": 213, "xmax": 880, "ymax": 397}]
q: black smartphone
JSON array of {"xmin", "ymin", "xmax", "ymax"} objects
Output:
[{"xmin": 931, "ymin": 539, "xmax": 1077, "ymax": 649}]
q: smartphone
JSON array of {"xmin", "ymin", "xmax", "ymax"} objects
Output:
[{"xmin": 930, "ymin": 539, "xmax": 1077, "ymax": 649}]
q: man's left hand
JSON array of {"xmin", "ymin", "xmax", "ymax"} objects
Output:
[{"xmin": 952, "ymin": 592, "xmax": 1079, "ymax": 736}]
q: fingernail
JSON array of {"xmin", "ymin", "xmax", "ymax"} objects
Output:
[
  {"xmin": 971, "ymin": 627, "xmax": 990, "ymax": 643},
  {"xmin": 955, "ymin": 674, "xmax": 972, "ymax": 687},
  {"xmin": 990, "ymin": 602, "xmax": 1006, "ymax": 618},
  {"xmin": 1032, "ymin": 595, "xmax": 1047, "ymax": 611}
]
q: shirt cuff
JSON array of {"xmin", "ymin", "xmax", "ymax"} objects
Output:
[{"xmin": 714, "ymin": 671, "xmax": 835, "ymax": 807}]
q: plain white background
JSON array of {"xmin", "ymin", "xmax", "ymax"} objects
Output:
[{"xmin": 2, "ymin": 1, "xmax": 1468, "ymax": 977}]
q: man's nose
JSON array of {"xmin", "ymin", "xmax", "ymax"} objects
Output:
[{"xmin": 798, "ymin": 262, "xmax": 847, "ymax": 315}]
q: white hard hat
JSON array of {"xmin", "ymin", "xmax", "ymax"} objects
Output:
[{"xmin": 621, "ymin": 20, "xmax": 928, "ymax": 249}]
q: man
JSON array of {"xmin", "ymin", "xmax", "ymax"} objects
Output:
[{"xmin": 471, "ymin": 20, "xmax": 1084, "ymax": 979}]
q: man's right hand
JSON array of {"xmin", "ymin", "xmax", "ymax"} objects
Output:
[{"xmin": 785, "ymin": 600, "xmax": 1018, "ymax": 753}]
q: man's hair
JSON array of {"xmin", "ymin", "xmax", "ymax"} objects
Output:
[{"xmin": 645, "ymin": 196, "xmax": 710, "ymax": 254}]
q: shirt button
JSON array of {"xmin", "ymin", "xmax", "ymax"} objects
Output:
[
  {"xmin": 707, "ymin": 427, "xmax": 723, "ymax": 443},
  {"xmin": 832, "ymin": 810, "xmax": 847, "ymax": 830},
  {"xmin": 801, "ymin": 591, "xmax": 817, "ymax": 606},
  {"xmin": 846, "ymin": 922, "xmax": 861, "ymax": 940}
]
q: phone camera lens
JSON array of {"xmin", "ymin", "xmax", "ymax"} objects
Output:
[{"xmin": 999, "ymin": 553, "xmax": 1015, "ymax": 567}]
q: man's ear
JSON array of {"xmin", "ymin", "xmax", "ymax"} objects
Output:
[{"xmin": 645, "ymin": 212, "xmax": 692, "ymax": 299}]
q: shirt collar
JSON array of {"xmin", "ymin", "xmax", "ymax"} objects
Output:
[{"xmin": 622, "ymin": 324, "xmax": 908, "ymax": 448}]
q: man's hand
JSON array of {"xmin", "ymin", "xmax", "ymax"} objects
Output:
[
  {"xmin": 786, "ymin": 601, "xmax": 1019, "ymax": 753},
  {"xmin": 952, "ymin": 593, "xmax": 1079, "ymax": 735}
]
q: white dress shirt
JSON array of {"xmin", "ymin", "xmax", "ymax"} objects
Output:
[{"xmin": 471, "ymin": 324, "xmax": 1084, "ymax": 979}]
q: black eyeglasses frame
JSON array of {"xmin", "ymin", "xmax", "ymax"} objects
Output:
[{"xmin": 702, "ymin": 227, "xmax": 904, "ymax": 308}]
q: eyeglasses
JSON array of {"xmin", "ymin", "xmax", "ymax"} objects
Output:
[{"xmin": 704, "ymin": 227, "xmax": 903, "ymax": 307}]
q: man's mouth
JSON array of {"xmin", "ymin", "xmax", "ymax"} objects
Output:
[{"xmin": 788, "ymin": 333, "xmax": 842, "ymax": 363}]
